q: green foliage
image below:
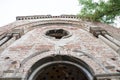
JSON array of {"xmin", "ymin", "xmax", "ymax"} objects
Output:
[{"xmin": 78, "ymin": 0, "xmax": 120, "ymax": 24}]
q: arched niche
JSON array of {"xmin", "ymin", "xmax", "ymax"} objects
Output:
[{"xmin": 25, "ymin": 55, "xmax": 96, "ymax": 80}]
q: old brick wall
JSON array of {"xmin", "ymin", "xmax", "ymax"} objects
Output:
[{"xmin": 0, "ymin": 15, "xmax": 120, "ymax": 80}]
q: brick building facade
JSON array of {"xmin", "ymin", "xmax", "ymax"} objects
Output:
[{"xmin": 0, "ymin": 15, "xmax": 120, "ymax": 80}]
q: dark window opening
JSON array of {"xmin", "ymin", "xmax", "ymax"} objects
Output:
[
  {"xmin": 45, "ymin": 29, "xmax": 69, "ymax": 39},
  {"xmin": 27, "ymin": 55, "xmax": 94, "ymax": 80},
  {"xmin": 35, "ymin": 63, "xmax": 89, "ymax": 80}
]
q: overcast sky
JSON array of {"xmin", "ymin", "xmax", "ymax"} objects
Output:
[
  {"xmin": 0, "ymin": 0, "xmax": 80, "ymax": 27},
  {"xmin": 0, "ymin": 0, "xmax": 119, "ymax": 28}
]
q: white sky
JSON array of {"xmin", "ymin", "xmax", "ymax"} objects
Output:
[
  {"xmin": 0, "ymin": 0, "xmax": 80, "ymax": 27},
  {"xmin": 0, "ymin": 0, "xmax": 119, "ymax": 28}
]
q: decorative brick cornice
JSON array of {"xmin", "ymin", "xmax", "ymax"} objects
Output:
[{"xmin": 16, "ymin": 15, "xmax": 80, "ymax": 20}]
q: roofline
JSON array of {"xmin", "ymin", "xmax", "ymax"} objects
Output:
[{"xmin": 16, "ymin": 15, "xmax": 80, "ymax": 21}]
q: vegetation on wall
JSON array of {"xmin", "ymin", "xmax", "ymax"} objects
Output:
[{"xmin": 78, "ymin": 0, "xmax": 120, "ymax": 24}]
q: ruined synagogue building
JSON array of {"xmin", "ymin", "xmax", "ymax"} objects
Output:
[{"xmin": 0, "ymin": 15, "xmax": 120, "ymax": 80}]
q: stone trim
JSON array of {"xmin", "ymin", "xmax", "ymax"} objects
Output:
[{"xmin": 16, "ymin": 15, "xmax": 79, "ymax": 20}]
